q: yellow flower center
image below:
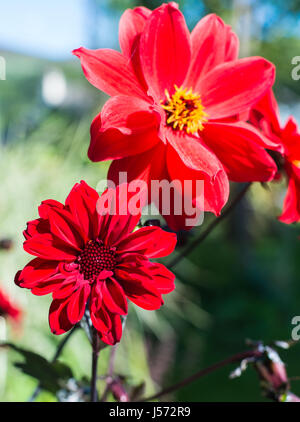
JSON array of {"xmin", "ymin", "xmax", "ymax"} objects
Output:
[{"xmin": 161, "ymin": 85, "xmax": 208, "ymax": 134}]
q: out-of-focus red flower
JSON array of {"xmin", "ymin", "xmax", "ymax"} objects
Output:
[
  {"xmin": 73, "ymin": 3, "xmax": 277, "ymax": 231},
  {"xmin": 15, "ymin": 181, "xmax": 176, "ymax": 345},
  {"xmin": 0, "ymin": 287, "xmax": 22, "ymax": 322},
  {"xmin": 250, "ymin": 90, "xmax": 300, "ymax": 223}
]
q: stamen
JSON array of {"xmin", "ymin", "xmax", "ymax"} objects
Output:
[{"xmin": 161, "ymin": 85, "xmax": 208, "ymax": 134}]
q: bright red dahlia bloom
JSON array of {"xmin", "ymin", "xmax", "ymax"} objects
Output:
[
  {"xmin": 250, "ymin": 90, "xmax": 300, "ymax": 224},
  {"xmin": 73, "ymin": 3, "xmax": 277, "ymax": 231},
  {"xmin": 0, "ymin": 287, "xmax": 22, "ymax": 322},
  {"xmin": 15, "ymin": 181, "xmax": 177, "ymax": 345}
]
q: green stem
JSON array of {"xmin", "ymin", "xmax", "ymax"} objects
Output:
[{"xmin": 91, "ymin": 329, "xmax": 100, "ymax": 402}]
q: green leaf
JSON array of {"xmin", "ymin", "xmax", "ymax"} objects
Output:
[{"xmin": 0, "ymin": 342, "xmax": 73, "ymax": 394}]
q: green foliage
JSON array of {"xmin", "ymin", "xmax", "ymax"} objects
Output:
[
  {"xmin": 1, "ymin": 343, "xmax": 73, "ymax": 395},
  {"xmin": 1, "ymin": 0, "xmax": 300, "ymax": 403}
]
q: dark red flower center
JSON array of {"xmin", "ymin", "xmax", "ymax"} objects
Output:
[{"xmin": 77, "ymin": 240, "xmax": 116, "ymax": 281}]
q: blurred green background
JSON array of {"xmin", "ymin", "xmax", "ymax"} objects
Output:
[{"xmin": 1, "ymin": 0, "xmax": 300, "ymax": 402}]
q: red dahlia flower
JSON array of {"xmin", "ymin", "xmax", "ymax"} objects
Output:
[
  {"xmin": 0, "ymin": 287, "xmax": 22, "ymax": 322},
  {"xmin": 15, "ymin": 181, "xmax": 176, "ymax": 345},
  {"xmin": 73, "ymin": 3, "xmax": 277, "ymax": 231},
  {"xmin": 250, "ymin": 90, "xmax": 300, "ymax": 224}
]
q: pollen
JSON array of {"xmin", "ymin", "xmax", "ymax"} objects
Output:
[
  {"xmin": 77, "ymin": 240, "xmax": 116, "ymax": 281},
  {"xmin": 161, "ymin": 85, "xmax": 208, "ymax": 134}
]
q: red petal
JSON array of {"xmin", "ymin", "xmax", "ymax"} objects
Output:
[
  {"xmin": 148, "ymin": 163, "xmax": 204, "ymax": 232},
  {"xmin": 202, "ymin": 122, "xmax": 277, "ymax": 182},
  {"xmin": 117, "ymin": 259, "xmax": 175, "ymax": 294},
  {"xmin": 90, "ymin": 303, "xmax": 112, "ymax": 334},
  {"xmin": 122, "ymin": 279, "xmax": 162, "ymax": 310},
  {"xmin": 15, "ymin": 258, "xmax": 58, "ymax": 289},
  {"xmin": 184, "ymin": 14, "xmax": 238, "ymax": 87},
  {"xmin": 145, "ymin": 262, "xmax": 175, "ymax": 294},
  {"xmin": 48, "ymin": 207, "xmax": 86, "ymax": 251},
  {"xmin": 67, "ymin": 284, "xmax": 90, "ymax": 325},
  {"xmin": 24, "ymin": 233, "xmax": 78, "ymax": 261},
  {"xmin": 119, "ymin": 7, "xmax": 151, "ymax": 91},
  {"xmin": 279, "ymin": 164, "xmax": 300, "ymax": 224},
  {"xmin": 108, "ymin": 142, "xmax": 165, "ymax": 191},
  {"xmin": 15, "ymin": 258, "xmax": 61, "ymax": 293},
  {"xmin": 140, "ymin": 3, "xmax": 191, "ymax": 101},
  {"xmin": 49, "ymin": 299, "xmax": 74, "ymax": 335},
  {"xmin": 115, "ymin": 263, "xmax": 153, "ymax": 281},
  {"xmin": 166, "ymin": 128, "xmax": 223, "ymax": 178},
  {"xmin": 88, "ymin": 96, "xmax": 159, "ymax": 162},
  {"xmin": 116, "ymin": 252, "xmax": 148, "ymax": 266},
  {"xmin": 282, "ymin": 117, "xmax": 300, "ymax": 157},
  {"xmin": 99, "ymin": 313, "xmax": 122, "ymax": 346},
  {"xmin": 73, "ymin": 47, "xmax": 147, "ymax": 99},
  {"xmin": 97, "ymin": 183, "xmax": 143, "ymax": 246},
  {"xmin": 238, "ymin": 121, "xmax": 283, "ymax": 153},
  {"xmin": 102, "ymin": 278, "xmax": 128, "ymax": 315},
  {"xmin": 199, "ymin": 57, "xmax": 275, "ymax": 120},
  {"xmin": 52, "ymin": 275, "xmax": 78, "ymax": 299},
  {"xmin": 166, "ymin": 142, "xmax": 229, "ymax": 221},
  {"xmin": 38, "ymin": 199, "xmax": 64, "ymax": 219},
  {"xmin": 23, "ymin": 218, "xmax": 49, "ymax": 240},
  {"xmin": 108, "ymin": 143, "xmax": 167, "ymax": 217},
  {"xmin": 30, "ymin": 276, "xmax": 64, "ymax": 296},
  {"xmin": 119, "ymin": 7, "xmax": 151, "ymax": 57},
  {"xmin": 224, "ymin": 25, "xmax": 239, "ymax": 61},
  {"xmin": 65, "ymin": 180, "xmax": 100, "ymax": 240},
  {"xmin": 90, "ymin": 282, "xmax": 103, "ymax": 312},
  {"xmin": 115, "ymin": 226, "xmax": 177, "ymax": 258},
  {"xmin": 115, "ymin": 266, "xmax": 163, "ymax": 310},
  {"xmin": 204, "ymin": 169, "xmax": 230, "ymax": 217},
  {"xmin": 250, "ymin": 90, "xmax": 281, "ymax": 137}
]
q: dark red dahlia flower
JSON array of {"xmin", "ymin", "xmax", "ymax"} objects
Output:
[
  {"xmin": 0, "ymin": 287, "xmax": 22, "ymax": 322},
  {"xmin": 250, "ymin": 90, "xmax": 300, "ymax": 224},
  {"xmin": 73, "ymin": 3, "xmax": 277, "ymax": 231},
  {"xmin": 15, "ymin": 181, "xmax": 177, "ymax": 345}
]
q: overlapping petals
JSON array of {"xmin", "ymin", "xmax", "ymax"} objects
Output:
[
  {"xmin": 198, "ymin": 57, "xmax": 275, "ymax": 120},
  {"xmin": 15, "ymin": 181, "xmax": 177, "ymax": 345},
  {"xmin": 166, "ymin": 139, "xmax": 230, "ymax": 218},
  {"xmin": 279, "ymin": 165, "xmax": 300, "ymax": 224},
  {"xmin": 184, "ymin": 14, "xmax": 238, "ymax": 87},
  {"xmin": 74, "ymin": 3, "xmax": 277, "ymax": 231},
  {"xmin": 72, "ymin": 47, "xmax": 148, "ymax": 100},
  {"xmin": 250, "ymin": 90, "xmax": 300, "ymax": 224},
  {"xmin": 88, "ymin": 96, "xmax": 160, "ymax": 162},
  {"xmin": 139, "ymin": 2, "xmax": 191, "ymax": 100},
  {"xmin": 202, "ymin": 122, "xmax": 277, "ymax": 182}
]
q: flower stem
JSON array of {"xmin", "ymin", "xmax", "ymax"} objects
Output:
[
  {"xmin": 140, "ymin": 348, "xmax": 262, "ymax": 402},
  {"xmin": 168, "ymin": 183, "xmax": 252, "ymax": 269},
  {"xmin": 28, "ymin": 324, "xmax": 78, "ymax": 402},
  {"xmin": 91, "ymin": 329, "xmax": 100, "ymax": 402},
  {"xmin": 100, "ymin": 345, "xmax": 118, "ymax": 402}
]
